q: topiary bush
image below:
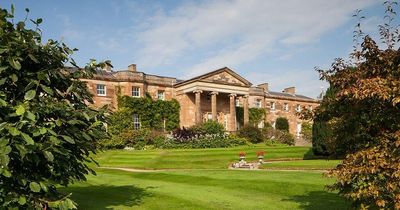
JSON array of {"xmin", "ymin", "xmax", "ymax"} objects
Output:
[
  {"xmin": 237, "ymin": 125, "xmax": 264, "ymax": 143},
  {"xmin": 275, "ymin": 117, "xmax": 289, "ymax": 131}
]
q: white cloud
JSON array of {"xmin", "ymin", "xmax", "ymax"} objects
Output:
[{"xmin": 135, "ymin": 0, "xmax": 375, "ymax": 78}]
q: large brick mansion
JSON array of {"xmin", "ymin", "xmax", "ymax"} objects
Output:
[{"xmin": 81, "ymin": 64, "xmax": 319, "ymax": 136}]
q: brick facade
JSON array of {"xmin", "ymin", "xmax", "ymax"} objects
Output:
[{"xmin": 81, "ymin": 64, "xmax": 319, "ymax": 139}]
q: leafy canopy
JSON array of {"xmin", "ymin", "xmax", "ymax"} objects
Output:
[
  {"xmin": 0, "ymin": 6, "xmax": 107, "ymax": 209},
  {"xmin": 318, "ymin": 1, "xmax": 400, "ymax": 209}
]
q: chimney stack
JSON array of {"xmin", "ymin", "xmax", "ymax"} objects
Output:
[
  {"xmin": 283, "ymin": 87, "xmax": 295, "ymax": 95},
  {"xmin": 257, "ymin": 83, "xmax": 269, "ymax": 92},
  {"xmin": 128, "ymin": 64, "xmax": 137, "ymax": 72}
]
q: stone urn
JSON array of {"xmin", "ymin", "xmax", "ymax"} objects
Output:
[
  {"xmin": 256, "ymin": 151, "xmax": 265, "ymax": 164},
  {"xmin": 257, "ymin": 156, "xmax": 264, "ymax": 164},
  {"xmin": 239, "ymin": 151, "xmax": 246, "ymax": 162}
]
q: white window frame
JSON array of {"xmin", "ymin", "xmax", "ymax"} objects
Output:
[
  {"xmin": 284, "ymin": 103, "xmax": 289, "ymax": 112},
  {"xmin": 308, "ymin": 105, "xmax": 313, "ymax": 111},
  {"xmin": 132, "ymin": 87, "xmax": 140, "ymax": 97},
  {"xmin": 296, "ymin": 104, "xmax": 301, "ymax": 112},
  {"xmin": 96, "ymin": 84, "xmax": 106, "ymax": 96},
  {"xmin": 235, "ymin": 99, "xmax": 240, "ymax": 107},
  {"xmin": 296, "ymin": 122, "xmax": 302, "ymax": 137},
  {"xmin": 157, "ymin": 90, "xmax": 165, "ymax": 100},
  {"xmin": 133, "ymin": 114, "xmax": 140, "ymax": 130},
  {"xmin": 270, "ymin": 102, "xmax": 276, "ymax": 111},
  {"xmin": 255, "ymin": 99, "xmax": 262, "ymax": 108}
]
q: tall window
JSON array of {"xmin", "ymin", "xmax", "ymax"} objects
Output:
[
  {"xmin": 157, "ymin": 90, "xmax": 165, "ymax": 100},
  {"xmin": 284, "ymin": 103, "xmax": 289, "ymax": 112},
  {"xmin": 96, "ymin": 84, "xmax": 106, "ymax": 96},
  {"xmin": 270, "ymin": 102, "xmax": 276, "ymax": 110},
  {"xmin": 296, "ymin": 104, "xmax": 301, "ymax": 112},
  {"xmin": 133, "ymin": 114, "xmax": 140, "ymax": 130},
  {"xmin": 235, "ymin": 99, "xmax": 240, "ymax": 107},
  {"xmin": 255, "ymin": 99, "xmax": 262, "ymax": 108},
  {"xmin": 132, "ymin": 87, "xmax": 140, "ymax": 97},
  {"xmin": 296, "ymin": 122, "xmax": 302, "ymax": 137}
]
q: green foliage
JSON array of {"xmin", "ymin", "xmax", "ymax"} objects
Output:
[
  {"xmin": 301, "ymin": 122, "xmax": 312, "ymax": 142},
  {"xmin": 236, "ymin": 107, "xmax": 243, "ymax": 125},
  {"xmin": 191, "ymin": 121, "xmax": 225, "ymax": 135},
  {"xmin": 275, "ymin": 117, "xmax": 289, "ymax": 131},
  {"xmin": 236, "ymin": 107, "xmax": 265, "ymax": 126},
  {"xmin": 115, "ymin": 94, "xmax": 180, "ymax": 131},
  {"xmin": 104, "ymin": 120, "xmax": 244, "ymax": 150},
  {"xmin": 237, "ymin": 126, "xmax": 264, "ymax": 143},
  {"xmin": 322, "ymin": 3, "xmax": 400, "ymax": 208},
  {"xmin": 249, "ymin": 108, "xmax": 265, "ymax": 126},
  {"xmin": 163, "ymin": 122, "xmax": 248, "ymax": 149},
  {"xmin": 311, "ymin": 87, "xmax": 336, "ymax": 156},
  {"xmin": 0, "ymin": 7, "xmax": 107, "ymax": 209},
  {"xmin": 101, "ymin": 128, "xmax": 166, "ymax": 150},
  {"xmin": 311, "ymin": 120, "xmax": 333, "ymax": 156},
  {"xmin": 161, "ymin": 134, "xmax": 248, "ymax": 149},
  {"xmin": 262, "ymin": 127, "xmax": 295, "ymax": 146}
]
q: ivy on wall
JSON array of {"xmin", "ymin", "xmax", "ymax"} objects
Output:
[
  {"xmin": 236, "ymin": 107, "xmax": 265, "ymax": 126},
  {"xmin": 109, "ymin": 94, "xmax": 180, "ymax": 134}
]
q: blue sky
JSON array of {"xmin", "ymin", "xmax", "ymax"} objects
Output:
[{"xmin": 1, "ymin": 0, "xmax": 385, "ymax": 97}]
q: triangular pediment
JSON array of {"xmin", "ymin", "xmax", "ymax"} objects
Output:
[{"xmin": 175, "ymin": 67, "xmax": 252, "ymax": 87}]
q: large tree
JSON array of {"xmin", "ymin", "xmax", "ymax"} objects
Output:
[
  {"xmin": 319, "ymin": 2, "xmax": 400, "ymax": 209},
  {"xmin": 0, "ymin": 6, "xmax": 107, "ymax": 209}
]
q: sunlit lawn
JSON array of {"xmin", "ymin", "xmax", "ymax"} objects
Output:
[
  {"xmin": 93, "ymin": 144, "xmax": 319, "ymax": 169},
  {"xmin": 62, "ymin": 144, "xmax": 346, "ymax": 209}
]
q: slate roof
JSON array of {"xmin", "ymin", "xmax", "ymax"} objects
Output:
[{"xmin": 266, "ymin": 91, "xmax": 318, "ymax": 102}]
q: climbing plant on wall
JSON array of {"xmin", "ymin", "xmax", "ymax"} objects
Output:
[
  {"xmin": 109, "ymin": 94, "xmax": 180, "ymax": 133},
  {"xmin": 236, "ymin": 107, "xmax": 265, "ymax": 126}
]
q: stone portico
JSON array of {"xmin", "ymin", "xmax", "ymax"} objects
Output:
[{"xmin": 174, "ymin": 67, "xmax": 252, "ymax": 131}]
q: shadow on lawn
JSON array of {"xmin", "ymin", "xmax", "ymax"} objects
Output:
[
  {"xmin": 283, "ymin": 190, "xmax": 350, "ymax": 210},
  {"xmin": 66, "ymin": 185, "xmax": 152, "ymax": 210}
]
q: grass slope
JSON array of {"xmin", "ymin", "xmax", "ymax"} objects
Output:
[
  {"xmin": 64, "ymin": 169, "xmax": 347, "ymax": 210},
  {"xmin": 94, "ymin": 144, "xmax": 319, "ymax": 169},
  {"xmin": 62, "ymin": 144, "xmax": 346, "ymax": 209}
]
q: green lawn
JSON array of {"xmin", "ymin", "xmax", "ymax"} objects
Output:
[
  {"xmin": 94, "ymin": 144, "xmax": 319, "ymax": 169},
  {"xmin": 61, "ymin": 145, "xmax": 346, "ymax": 209},
  {"xmin": 261, "ymin": 159, "xmax": 341, "ymax": 170}
]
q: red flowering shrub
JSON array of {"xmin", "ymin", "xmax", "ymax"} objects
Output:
[{"xmin": 256, "ymin": 151, "xmax": 265, "ymax": 157}]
